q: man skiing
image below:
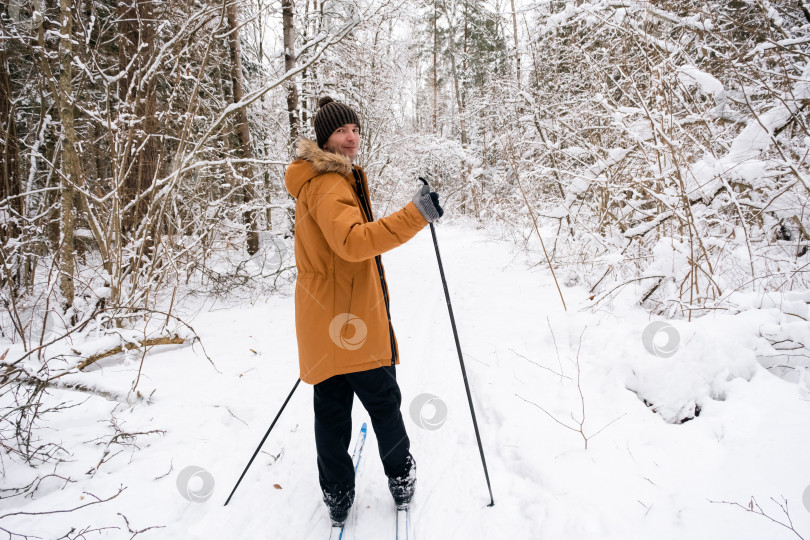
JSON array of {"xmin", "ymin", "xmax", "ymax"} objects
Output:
[{"xmin": 284, "ymin": 96, "xmax": 444, "ymax": 526}]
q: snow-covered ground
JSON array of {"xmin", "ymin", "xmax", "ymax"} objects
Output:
[{"xmin": 3, "ymin": 222, "xmax": 810, "ymax": 539}]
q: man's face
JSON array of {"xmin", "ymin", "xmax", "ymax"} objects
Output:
[{"xmin": 323, "ymin": 123, "xmax": 360, "ymax": 160}]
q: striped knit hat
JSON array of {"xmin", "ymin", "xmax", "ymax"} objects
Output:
[{"xmin": 314, "ymin": 96, "xmax": 361, "ymax": 148}]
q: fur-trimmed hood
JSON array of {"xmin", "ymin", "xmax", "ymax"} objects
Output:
[{"xmin": 285, "ymin": 138, "xmax": 353, "ymax": 198}]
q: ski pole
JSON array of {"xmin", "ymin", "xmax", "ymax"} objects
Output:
[
  {"xmin": 419, "ymin": 177, "xmax": 495, "ymax": 507},
  {"xmin": 224, "ymin": 377, "xmax": 301, "ymax": 506}
]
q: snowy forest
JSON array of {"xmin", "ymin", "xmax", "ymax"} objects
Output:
[{"xmin": 2, "ymin": 0, "xmax": 810, "ymax": 538}]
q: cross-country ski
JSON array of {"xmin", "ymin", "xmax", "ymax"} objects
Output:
[
  {"xmin": 329, "ymin": 423, "xmax": 368, "ymax": 539},
  {"xmin": 395, "ymin": 508, "xmax": 410, "ymax": 540}
]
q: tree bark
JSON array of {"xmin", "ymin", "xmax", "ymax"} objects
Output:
[
  {"xmin": 0, "ymin": 47, "xmax": 21, "ymax": 242},
  {"xmin": 226, "ymin": 0, "xmax": 260, "ymax": 256},
  {"xmin": 439, "ymin": 2, "xmax": 468, "ymax": 147},
  {"xmin": 283, "ymin": 0, "xmax": 299, "ymax": 144},
  {"xmin": 433, "ymin": 0, "xmax": 438, "ymax": 134},
  {"xmin": 58, "ymin": 0, "xmax": 79, "ymax": 314},
  {"xmin": 118, "ymin": 0, "xmax": 158, "ymax": 236},
  {"xmin": 509, "ymin": 0, "xmax": 520, "ymax": 88}
]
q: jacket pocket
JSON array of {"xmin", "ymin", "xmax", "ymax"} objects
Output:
[{"xmin": 330, "ymin": 274, "xmax": 364, "ymax": 352}]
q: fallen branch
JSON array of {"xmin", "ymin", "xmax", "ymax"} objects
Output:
[
  {"xmin": 588, "ymin": 275, "xmax": 667, "ymax": 308},
  {"xmin": 117, "ymin": 512, "xmax": 165, "ymax": 539},
  {"xmin": 0, "ymin": 486, "xmax": 126, "ymax": 520},
  {"xmin": 61, "ymin": 336, "xmax": 187, "ymax": 376},
  {"xmin": 708, "ymin": 496, "xmax": 805, "ymax": 540},
  {"xmin": 55, "ymin": 525, "xmax": 121, "ymax": 539},
  {"xmin": 14, "ymin": 377, "xmax": 142, "ymax": 403}
]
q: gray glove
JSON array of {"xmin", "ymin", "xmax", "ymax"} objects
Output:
[{"xmin": 412, "ymin": 185, "xmax": 444, "ymax": 223}]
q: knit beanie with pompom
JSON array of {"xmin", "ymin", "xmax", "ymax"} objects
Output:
[{"xmin": 314, "ymin": 96, "xmax": 361, "ymax": 148}]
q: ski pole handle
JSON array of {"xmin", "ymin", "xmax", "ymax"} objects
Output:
[{"xmin": 417, "ymin": 177, "xmax": 430, "ymax": 199}]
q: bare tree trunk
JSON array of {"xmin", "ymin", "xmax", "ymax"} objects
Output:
[
  {"xmin": 0, "ymin": 46, "xmax": 23, "ymax": 297},
  {"xmin": 0, "ymin": 47, "xmax": 21, "ymax": 242},
  {"xmin": 439, "ymin": 2, "xmax": 467, "ymax": 147},
  {"xmin": 58, "ymin": 0, "xmax": 79, "ymax": 315},
  {"xmin": 283, "ymin": 0, "xmax": 299, "ymax": 144},
  {"xmin": 118, "ymin": 0, "xmax": 158, "ymax": 236},
  {"xmin": 433, "ymin": 0, "xmax": 438, "ymax": 135},
  {"xmin": 509, "ymin": 0, "xmax": 520, "ymax": 88},
  {"xmin": 226, "ymin": 0, "xmax": 260, "ymax": 256},
  {"xmin": 462, "ymin": 0, "xmax": 467, "ymax": 117}
]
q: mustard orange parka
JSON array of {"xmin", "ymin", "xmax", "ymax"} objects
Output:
[{"xmin": 284, "ymin": 139, "xmax": 428, "ymax": 385}]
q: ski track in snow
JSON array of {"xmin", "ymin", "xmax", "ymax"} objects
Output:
[{"xmin": 2, "ymin": 222, "xmax": 810, "ymax": 539}]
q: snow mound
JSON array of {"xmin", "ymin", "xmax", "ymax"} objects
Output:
[{"xmin": 626, "ymin": 319, "xmax": 759, "ymax": 424}]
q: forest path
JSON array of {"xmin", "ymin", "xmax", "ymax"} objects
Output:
[
  {"xmin": 4, "ymin": 222, "xmax": 808, "ymax": 540},
  {"xmin": 184, "ymin": 222, "xmax": 806, "ymax": 539}
]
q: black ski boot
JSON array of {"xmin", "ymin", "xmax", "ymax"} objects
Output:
[
  {"xmin": 387, "ymin": 454, "xmax": 416, "ymax": 509},
  {"xmin": 323, "ymin": 487, "xmax": 355, "ymax": 526}
]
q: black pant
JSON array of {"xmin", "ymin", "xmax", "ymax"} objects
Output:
[{"xmin": 314, "ymin": 365, "xmax": 411, "ymax": 496}]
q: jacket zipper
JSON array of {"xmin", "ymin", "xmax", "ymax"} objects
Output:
[{"xmin": 352, "ymin": 169, "xmax": 398, "ymax": 366}]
